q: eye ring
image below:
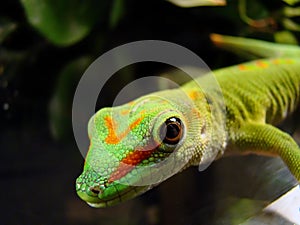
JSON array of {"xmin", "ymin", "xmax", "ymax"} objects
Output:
[{"xmin": 160, "ymin": 117, "xmax": 183, "ymax": 145}]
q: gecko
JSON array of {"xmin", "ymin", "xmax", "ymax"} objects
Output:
[{"xmin": 76, "ymin": 34, "xmax": 300, "ymax": 208}]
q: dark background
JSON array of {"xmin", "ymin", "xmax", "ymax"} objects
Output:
[{"xmin": 1, "ymin": 0, "xmax": 299, "ymax": 224}]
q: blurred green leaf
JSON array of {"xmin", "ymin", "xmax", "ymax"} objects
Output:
[
  {"xmin": 283, "ymin": 6, "xmax": 300, "ymax": 17},
  {"xmin": 274, "ymin": 30, "xmax": 298, "ymax": 45},
  {"xmin": 109, "ymin": 0, "xmax": 125, "ymax": 29},
  {"xmin": 49, "ymin": 56, "xmax": 93, "ymax": 140},
  {"xmin": 282, "ymin": 18, "xmax": 300, "ymax": 31},
  {"xmin": 210, "ymin": 34, "xmax": 300, "ymax": 59},
  {"xmin": 0, "ymin": 20, "xmax": 17, "ymax": 44},
  {"xmin": 20, "ymin": 0, "xmax": 111, "ymax": 46},
  {"xmin": 167, "ymin": 0, "xmax": 226, "ymax": 7},
  {"xmin": 238, "ymin": 0, "xmax": 272, "ymax": 29},
  {"xmin": 282, "ymin": 0, "xmax": 300, "ymax": 5}
]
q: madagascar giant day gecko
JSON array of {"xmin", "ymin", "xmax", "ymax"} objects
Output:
[{"xmin": 76, "ymin": 34, "xmax": 300, "ymax": 208}]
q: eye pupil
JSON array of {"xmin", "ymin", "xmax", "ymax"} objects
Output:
[
  {"xmin": 166, "ymin": 124, "xmax": 180, "ymax": 139},
  {"xmin": 161, "ymin": 117, "xmax": 183, "ymax": 145}
]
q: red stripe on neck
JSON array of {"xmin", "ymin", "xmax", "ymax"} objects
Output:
[
  {"xmin": 108, "ymin": 139, "xmax": 160, "ymax": 183},
  {"xmin": 108, "ymin": 149, "xmax": 154, "ymax": 183}
]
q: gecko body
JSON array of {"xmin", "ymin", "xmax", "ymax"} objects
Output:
[{"xmin": 76, "ymin": 36, "xmax": 300, "ymax": 208}]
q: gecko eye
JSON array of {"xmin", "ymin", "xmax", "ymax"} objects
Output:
[{"xmin": 160, "ymin": 117, "xmax": 183, "ymax": 145}]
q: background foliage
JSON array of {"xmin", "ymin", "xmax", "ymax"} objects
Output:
[{"xmin": 1, "ymin": 0, "xmax": 299, "ymax": 224}]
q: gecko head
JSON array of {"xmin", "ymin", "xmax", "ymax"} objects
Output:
[{"xmin": 76, "ymin": 90, "xmax": 210, "ymax": 207}]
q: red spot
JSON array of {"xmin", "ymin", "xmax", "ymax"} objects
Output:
[
  {"xmin": 105, "ymin": 116, "xmax": 144, "ymax": 144},
  {"xmin": 238, "ymin": 64, "xmax": 247, "ymax": 71},
  {"xmin": 108, "ymin": 149, "xmax": 154, "ymax": 183},
  {"xmin": 188, "ymin": 91, "xmax": 199, "ymax": 100},
  {"xmin": 256, "ymin": 60, "xmax": 268, "ymax": 68},
  {"xmin": 108, "ymin": 140, "xmax": 160, "ymax": 183}
]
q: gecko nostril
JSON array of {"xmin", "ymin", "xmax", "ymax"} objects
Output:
[{"xmin": 89, "ymin": 186, "xmax": 101, "ymax": 195}]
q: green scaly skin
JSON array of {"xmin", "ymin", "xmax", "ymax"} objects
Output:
[{"xmin": 76, "ymin": 35, "xmax": 300, "ymax": 208}]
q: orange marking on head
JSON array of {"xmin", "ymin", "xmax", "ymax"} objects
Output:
[
  {"xmin": 108, "ymin": 163, "xmax": 134, "ymax": 183},
  {"xmin": 139, "ymin": 109, "xmax": 147, "ymax": 115},
  {"xmin": 108, "ymin": 149, "xmax": 154, "ymax": 183},
  {"xmin": 105, "ymin": 116, "xmax": 144, "ymax": 144},
  {"xmin": 121, "ymin": 109, "xmax": 130, "ymax": 115},
  {"xmin": 188, "ymin": 91, "xmax": 198, "ymax": 100},
  {"xmin": 192, "ymin": 107, "xmax": 201, "ymax": 118},
  {"xmin": 128, "ymin": 101, "xmax": 135, "ymax": 106},
  {"xmin": 256, "ymin": 60, "xmax": 268, "ymax": 68}
]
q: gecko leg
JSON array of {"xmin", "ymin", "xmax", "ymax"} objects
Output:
[{"xmin": 230, "ymin": 123, "xmax": 300, "ymax": 181}]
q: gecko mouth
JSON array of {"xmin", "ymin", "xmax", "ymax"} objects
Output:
[{"xmin": 77, "ymin": 185, "xmax": 152, "ymax": 208}]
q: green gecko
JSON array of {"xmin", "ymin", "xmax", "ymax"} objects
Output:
[{"xmin": 76, "ymin": 34, "xmax": 300, "ymax": 208}]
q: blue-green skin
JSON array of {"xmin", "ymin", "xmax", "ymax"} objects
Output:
[{"xmin": 76, "ymin": 36, "xmax": 300, "ymax": 208}]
